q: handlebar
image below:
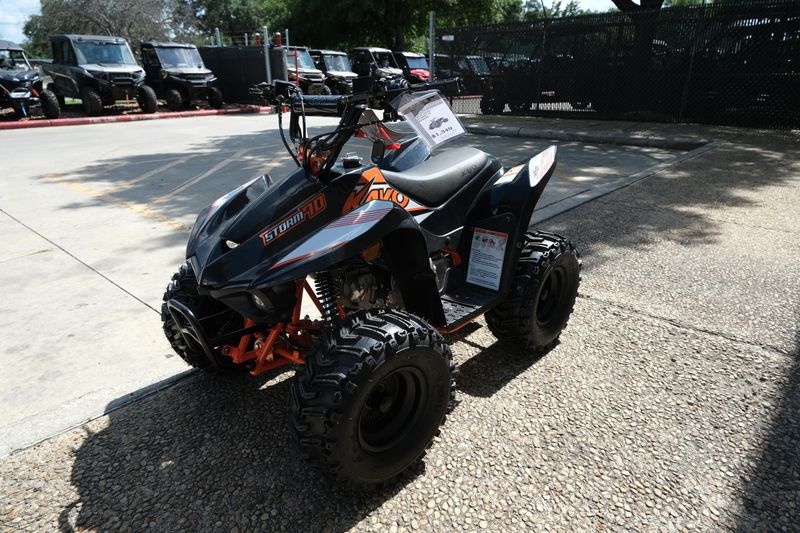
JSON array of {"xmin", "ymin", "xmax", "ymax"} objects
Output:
[{"xmin": 248, "ymin": 76, "xmax": 463, "ymax": 177}]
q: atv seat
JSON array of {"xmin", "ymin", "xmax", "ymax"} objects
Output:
[{"xmin": 382, "ymin": 147, "xmax": 488, "ymax": 207}]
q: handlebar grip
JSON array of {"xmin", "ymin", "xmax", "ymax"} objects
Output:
[
  {"xmin": 410, "ymin": 77, "xmax": 462, "ymax": 95},
  {"xmin": 291, "ymin": 94, "xmax": 346, "ymax": 114}
]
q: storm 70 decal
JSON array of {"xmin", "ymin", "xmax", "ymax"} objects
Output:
[{"xmin": 260, "ymin": 193, "xmax": 326, "ymax": 246}]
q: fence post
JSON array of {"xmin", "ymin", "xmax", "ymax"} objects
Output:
[
  {"xmin": 535, "ymin": 20, "xmax": 547, "ymax": 112},
  {"xmin": 285, "ymin": 29, "xmax": 290, "ymax": 47},
  {"xmin": 215, "ymin": 27, "xmax": 221, "ymax": 47},
  {"xmin": 263, "ymin": 26, "xmax": 272, "ymax": 84},
  {"xmin": 679, "ymin": 1, "xmax": 706, "ymax": 123},
  {"xmin": 429, "ymin": 11, "xmax": 436, "ymax": 80}
]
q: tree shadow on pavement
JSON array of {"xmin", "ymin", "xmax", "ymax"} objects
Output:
[
  {"xmin": 59, "ymin": 370, "xmax": 409, "ymax": 533},
  {"xmin": 736, "ymin": 326, "xmax": 800, "ymax": 531}
]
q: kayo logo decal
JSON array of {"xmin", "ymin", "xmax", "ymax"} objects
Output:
[
  {"xmin": 260, "ymin": 193, "xmax": 326, "ymax": 246},
  {"xmin": 342, "ymin": 168, "xmax": 426, "ymax": 214}
]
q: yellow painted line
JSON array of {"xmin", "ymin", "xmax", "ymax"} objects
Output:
[
  {"xmin": 40, "ymin": 162, "xmax": 125, "ymax": 183},
  {"xmin": 43, "ymin": 177, "xmax": 191, "ymax": 232}
]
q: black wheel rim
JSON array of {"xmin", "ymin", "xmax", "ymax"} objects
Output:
[
  {"xmin": 357, "ymin": 366, "xmax": 427, "ymax": 454},
  {"xmin": 536, "ymin": 265, "xmax": 565, "ymax": 326}
]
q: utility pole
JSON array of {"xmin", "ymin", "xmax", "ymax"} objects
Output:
[
  {"xmin": 285, "ymin": 29, "xmax": 290, "ymax": 47},
  {"xmin": 429, "ymin": 12, "xmax": 436, "ymax": 80},
  {"xmin": 214, "ymin": 27, "xmax": 221, "ymax": 47}
]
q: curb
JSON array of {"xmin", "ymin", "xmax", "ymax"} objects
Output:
[
  {"xmin": 465, "ymin": 124, "xmax": 709, "ymax": 150},
  {"xmin": 0, "ymin": 106, "xmax": 275, "ymax": 131}
]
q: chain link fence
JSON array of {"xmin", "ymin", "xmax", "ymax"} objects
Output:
[{"xmin": 438, "ymin": 0, "xmax": 800, "ymax": 128}]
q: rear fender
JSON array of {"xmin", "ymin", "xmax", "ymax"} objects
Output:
[
  {"xmin": 253, "ymin": 200, "xmax": 445, "ymax": 324},
  {"xmin": 476, "ymin": 145, "xmax": 558, "ymax": 237}
]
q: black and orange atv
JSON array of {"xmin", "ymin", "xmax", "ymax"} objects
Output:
[{"xmin": 161, "ymin": 79, "xmax": 581, "ymax": 487}]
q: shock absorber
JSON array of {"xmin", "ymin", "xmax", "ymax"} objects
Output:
[{"xmin": 314, "ymin": 271, "xmax": 339, "ymax": 323}]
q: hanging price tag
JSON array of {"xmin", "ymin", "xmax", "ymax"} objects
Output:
[{"xmin": 396, "ymin": 91, "xmax": 465, "ymax": 150}]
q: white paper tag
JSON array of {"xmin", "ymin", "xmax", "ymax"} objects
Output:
[
  {"xmin": 466, "ymin": 228, "xmax": 508, "ymax": 291},
  {"xmin": 397, "ymin": 91, "xmax": 465, "ymax": 149}
]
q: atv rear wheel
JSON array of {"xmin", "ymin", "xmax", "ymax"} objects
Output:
[
  {"xmin": 165, "ymin": 88, "xmax": 184, "ymax": 111},
  {"xmin": 137, "ymin": 85, "xmax": 158, "ymax": 114},
  {"xmin": 486, "ymin": 231, "xmax": 581, "ymax": 352},
  {"xmin": 208, "ymin": 87, "xmax": 223, "ymax": 109},
  {"xmin": 81, "ymin": 87, "xmax": 103, "ymax": 116},
  {"xmin": 161, "ymin": 264, "xmax": 243, "ymax": 373},
  {"xmin": 40, "ymin": 89, "xmax": 61, "ymax": 119},
  {"xmin": 290, "ymin": 309, "xmax": 455, "ymax": 488}
]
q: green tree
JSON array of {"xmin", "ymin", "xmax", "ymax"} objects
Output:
[
  {"xmin": 281, "ymin": 0, "xmax": 523, "ymax": 51},
  {"xmin": 186, "ymin": 0, "xmax": 288, "ymax": 35},
  {"xmin": 524, "ymin": 0, "xmax": 584, "ymax": 19},
  {"xmin": 23, "ymin": 0, "xmax": 198, "ymax": 57}
]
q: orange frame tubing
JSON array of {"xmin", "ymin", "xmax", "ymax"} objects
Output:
[{"xmin": 221, "ymin": 279, "xmax": 324, "ymax": 376}]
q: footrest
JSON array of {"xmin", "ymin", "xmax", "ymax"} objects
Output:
[{"xmin": 441, "ymin": 285, "xmax": 501, "ymax": 332}]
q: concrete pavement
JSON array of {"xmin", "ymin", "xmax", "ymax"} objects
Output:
[{"xmin": 0, "ymin": 113, "xmax": 797, "ymax": 530}]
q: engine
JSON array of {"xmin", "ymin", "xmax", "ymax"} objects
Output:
[{"xmin": 335, "ymin": 265, "xmax": 403, "ymax": 311}]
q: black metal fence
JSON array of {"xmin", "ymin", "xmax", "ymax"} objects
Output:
[
  {"xmin": 438, "ymin": 0, "xmax": 800, "ymax": 128},
  {"xmin": 198, "ymin": 46, "xmax": 292, "ymax": 105}
]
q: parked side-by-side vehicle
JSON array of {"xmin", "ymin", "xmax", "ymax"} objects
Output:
[
  {"xmin": 0, "ymin": 39, "xmax": 60, "ymax": 119},
  {"xmin": 393, "ymin": 51, "xmax": 430, "ymax": 83},
  {"xmin": 141, "ymin": 41, "xmax": 223, "ymax": 111},
  {"xmin": 44, "ymin": 34, "xmax": 157, "ymax": 116},
  {"xmin": 350, "ymin": 47, "xmax": 404, "ymax": 79},
  {"xmin": 285, "ymin": 46, "xmax": 329, "ymax": 95},
  {"xmin": 309, "ymin": 49, "xmax": 357, "ymax": 95}
]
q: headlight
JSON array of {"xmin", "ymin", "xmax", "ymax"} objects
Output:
[
  {"xmin": 134, "ymin": 70, "xmax": 145, "ymax": 80},
  {"xmin": 251, "ymin": 294, "xmax": 267, "ymax": 310},
  {"xmin": 87, "ymin": 70, "xmax": 106, "ymax": 80}
]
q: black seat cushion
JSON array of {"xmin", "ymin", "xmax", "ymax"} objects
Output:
[{"xmin": 381, "ymin": 147, "xmax": 488, "ymax": 207}]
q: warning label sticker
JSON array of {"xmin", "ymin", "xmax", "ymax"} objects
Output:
[{"xmin": 466, "ymin": 228, "xmax": 508, "ymax": 291}]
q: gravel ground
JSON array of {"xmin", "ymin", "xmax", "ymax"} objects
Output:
[{"xmin": 1, "ymin": 133, "xmax": 798, "ymax": 532}]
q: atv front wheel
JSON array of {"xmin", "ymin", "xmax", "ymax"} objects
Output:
[
  {"xmin": 161, "ymin": 264, "xmax": 243, "ymax": 372},
  {"xmin": 40, "ymin": 89, "xmax": 61, "ymax": 119},
  {"xmin": 137, "ymin": 85, "xmax": 158, "ymax": 114},
  {"xmin": 81, "ymin": 87, "xmax": 103, "ymax": 116},
  {"xmin": 486, "ymin": 231, "xmax": 581, "ymax": 352},
  {"xmin": 290, "ymin": 309, "xmax": 455, "ymax": 487}
]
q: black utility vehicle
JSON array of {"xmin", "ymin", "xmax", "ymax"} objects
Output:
[
  {"xmin": 351, "ymin": 47, "xmax": 404, "ymax": 79},
  {"xmin": 44, "ymin": 34, "xmax": 157, "ymax": 116},
  {"xmin": 285, "ymin": 46, "xmax": 329, "ymax": 95},
  {"xmin": 141, "ymin": 41, "xmax": 223, "ymax": 111},
  {"xmin": 309, "ymin": 49, "xmax": 357, "ymax": 95},
  {"xmin": 436, "ymin": 54, "xmax": 493, "ymax": 96},
  {"xmin": 0, "ymin": 39, "xmax": 60, "ymax": 119}
]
